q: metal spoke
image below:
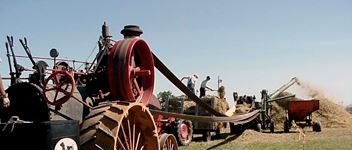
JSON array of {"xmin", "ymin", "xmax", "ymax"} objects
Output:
[
  {"xmin": 133, "ymin": 79, "xmax": 142, "ymax": 97},
  {"xmin": 58, "ymin": 88, "xmax": 70, "ymax": 95},
  {"xmin": 134, "ymin": 132, "xmax": 141, "ymax": 150},
  {"xmin": 57, "ymin": 77, "xmax": 67, "ymax": 88},
  {"xmin": 116, "ymin": 136, "xmax": 127, "ymax": 150},
  {"xmin": 120, "ymin": 122, "xmax": 128, "ymax": 149},
  {"xmin": 134, "ymin": 68, "xmax": 151, "ymax": 76},
  {"xmin": 132, "ymin": 123, "xmax": 136, "ymax": 150},
  {"xmin": 46, "ymin": 87, "xmax": 56, "ymax": 91},
  {"xmin": 128, "ymin": 119, "xmax": 132, "ymax": 150},
  {"xmin": 52, "ymin": 75, "xmax": 59, "ymax": 84},
  {"xmin": 53, "ymin": 89, "xmax": 59, "ymax": 103},
  {"xmin": 131, "ymin": 50, "xmax": 136, "ymax": 67}
]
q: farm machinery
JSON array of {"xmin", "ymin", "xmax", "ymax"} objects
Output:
[
  {"xmin": 153, "ymin": 96, "xmax": 193, "ymax": 146},
  {"xmin": 225, "ymin": 78, "xmax": 299, "ymax": 134},
  {"xmin": 255, "ymin": 77, "xmax": 300, "ymax": 132},
  {"xmin": 284, "ymin": 99, "xmax": 321, "ymax": 132},
  {"xmin": 158, "ymin": 95, "xmax": 229, "ymax": 143},
  {"xmin": 0, "ymin": 22, "xmax": 261, "ymax": 150},
  {"xmin": 254, "ymin": 77, "xmax": 321, "ymax": 133}
]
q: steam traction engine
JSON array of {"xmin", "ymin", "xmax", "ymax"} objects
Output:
[{"xmin": 0, "ymin": 23, "xmax": 178, "ymax": 150}]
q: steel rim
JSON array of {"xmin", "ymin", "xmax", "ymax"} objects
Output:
[
  {"xmin": 160, "ymin": 134, "xmax": 178, "ymax": 150},
  {"xmin": 115, "ymin": 103, "xmax": 159, "ymax": 150},
  {"xmin": 180, "ymin": 123, "xmax": 189, "ymax": 139}
]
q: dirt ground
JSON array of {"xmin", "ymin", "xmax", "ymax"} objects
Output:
[{"xmin": 180, "ymin": 127, "xmax": 352, "ymax": 150}]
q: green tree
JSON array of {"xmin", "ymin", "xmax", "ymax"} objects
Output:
[{"xmin": 157, "ymin": 90, "xmax": 175, "ymax": 110}]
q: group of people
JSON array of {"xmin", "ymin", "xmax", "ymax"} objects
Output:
[{"xmin": 181, "ymin": 74, "xmax": 215, "ymax": 97}]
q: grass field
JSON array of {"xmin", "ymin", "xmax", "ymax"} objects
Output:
[{"xmin": 179, "ymin": 128, "xmax": 352, "ymax": 150}]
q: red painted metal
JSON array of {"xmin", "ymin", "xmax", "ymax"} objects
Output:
[
  {"xmin": 288, "ymin": 99, "xmax": 319, "ymax": 121},
  {"xmin": 108, "ymin": 38, "xmax": 154, "ymax": 105},
  {"xmin": 108, "ymin": 41, "xmax": 122, "ymax": 100},
  {"xmin": 43, "ymin": 70, "xmax": 76, "ymax": 106},
  {"xmin": 180, "ymin": 123, "xmax": 189, "ymax": 139}
]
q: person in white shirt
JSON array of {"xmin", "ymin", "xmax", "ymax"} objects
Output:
[
  {"xmin": 200, "ymin": 76, "xmax": 214, "ymax": 97},
  {"xmin": 181, "ymin": 74, "xmax": 198, "ymax": 94}
]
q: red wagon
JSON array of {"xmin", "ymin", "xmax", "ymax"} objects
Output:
[{"xmin": 284, "ymin": 99, "xmax": 321, "ymax": 132}]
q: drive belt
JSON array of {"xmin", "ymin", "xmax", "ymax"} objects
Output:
[{"xmin": 150, "ymin": 109, "xmax": 260, "ymax": 124}]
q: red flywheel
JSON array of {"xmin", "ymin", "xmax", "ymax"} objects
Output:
[{"xmin": 108, "ymin": 38, "xmax": 154, "ymax": 105}]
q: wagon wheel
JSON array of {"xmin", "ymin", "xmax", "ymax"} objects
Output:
[
  {"xmin": 270, "ymin": 120, "xmax": 275, "ymax": 133},
  {"xmin": 284, "ymin": 118, "xmax": 290, "ymax": 133},
  {"xmin": 80, "ymin": 102, "xmax": 159, "ymax": 150},
  {"xmin": 174, "ymin": 120, "xmax": 193, "ymax": 146},
  {"xmin": 312, "ymin": 121, "xmax": 321, "ymax": 132},
  {"xmin": 256, "ymin": 123, "xmax": 262, "ymax": 133},
  {"xmin": 108, "ymin": 38, "xmax": 154, "ymax": 105},
  {"xmin": 159, "ymin": 134, "xmax": 178, "ymax": 150},
  {"xmin": 43, "ymin": 70, "xmax": 75, "ymax": 106},
  {"xmin": 202, "ymin": 131, "xmax": 211, "ymax": 142}
]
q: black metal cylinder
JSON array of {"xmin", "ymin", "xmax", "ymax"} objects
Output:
[
  {"xmin": 0, "ymin": 120, "xmax": 80, "ymax": 150},
  {"xmin": 102, "ymin": 22, "xmax": 110, "ymax": 38}
]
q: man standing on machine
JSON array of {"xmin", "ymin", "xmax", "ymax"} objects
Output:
[
  {"xmin": 200, "ymin": 76, "xmax": 214, "ymax": 97},
  {"xmin": 181, "ymin": 74, "xmax": 198, "ymax": 94}
]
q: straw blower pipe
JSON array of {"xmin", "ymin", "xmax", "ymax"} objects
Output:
[{"xmin": 269, "ymin": 77, "xmax": 299, "ymax": 100}]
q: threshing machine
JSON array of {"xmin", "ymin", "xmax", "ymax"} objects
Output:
[{"xmin": 256, "ymin": 77, "xmax": 299, "ymax": 132}]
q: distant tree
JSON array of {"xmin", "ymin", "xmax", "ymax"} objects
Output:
[{"xmin": 157, "ymin": 91, "xmax": 175, "ymax": 110}]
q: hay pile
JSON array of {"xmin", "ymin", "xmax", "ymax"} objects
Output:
[
  {"xmin": 183, "ymin": 99, "xmax": 196, "ymax": 114},
  {"xmin": 232, "ymin": 102, "xmax": 252, "ymax": 115},
  {"xmin": 170, "ymin": 95, "xmax": 229, "ymax": 130},
  {"xmin": 180, "ymin": 96, "xmax": 229, "ymax": 115},
  {"xmin": 218, "ymin": 86, "xmax": 225, "ymax": 99},
  {"xmin": 300, "ymin": 82, "xmax": 352, "ymax": 128},
  {"xmin": 271, "ymin": 81, "xmax": 352, "ymax": 129},
  {"xmin": 198, "ymin": 95, "xmax": 229, "ymax": 129}
]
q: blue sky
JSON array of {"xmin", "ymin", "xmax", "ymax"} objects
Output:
[{"xmin": 1, "ymin": 1, "xmax": 351, "ymax": 106}]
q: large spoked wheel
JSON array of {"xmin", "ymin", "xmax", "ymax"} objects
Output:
[
  {"xmin": 108, "ymin": 38, "xmax": 154, "ymax": 105},
  {"xmin": 43, "ymin": 70, "xmax": 75, "ymax": 106},
  {"xmin": 174, "ymin": 120, "xmax": 193, "ymax": 146},
  {"xmin": 80, "ymin": 102, "xmax": 159, "ymax": 150},
  {"xmin": 159, "ymin": 134, "xmax": 178, "ymax": 150}
]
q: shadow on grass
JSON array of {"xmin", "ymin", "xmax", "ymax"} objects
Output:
[
  {"xmin": 206, "ymin": 132, "xmax": 243, "ymax": 150},
  {"xmin": 204, "ymin": 129, "xmax": 299, "ymax": 150}
]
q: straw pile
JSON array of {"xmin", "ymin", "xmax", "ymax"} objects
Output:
[
  {"xmin": 180, "ymin": 96, "xmax": 229, "ymax": 115},
  {"xmin": 232, "ymin": 102, "xmax": 252, "ymax": 115},
  {"xmin": 198, "ymin": 95, "xmax": 229, "ymax": 129},
  {"xmin": 218, "ymin": 86, "xmax": 226, "ymax": 99},
  {"xmin": 169, "ymin": 95, "xmax": 229, "ymax": 130},
  {"xmin": 272, "ymin": 81, "xmax": 352, "ymax": 129}
]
